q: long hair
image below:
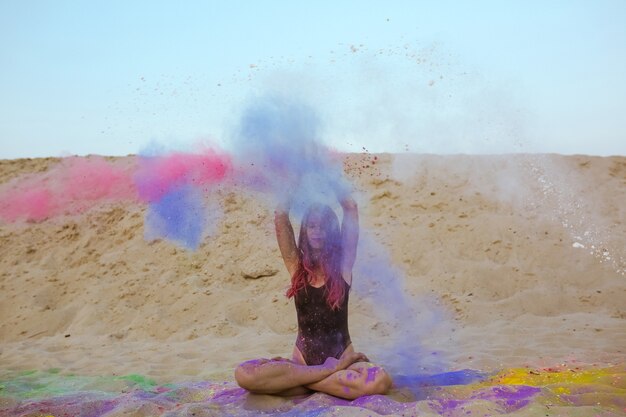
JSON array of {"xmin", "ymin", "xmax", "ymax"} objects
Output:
[{"xmin": 285, "ymin": 204, "xmax": 346, "ymax": 310}]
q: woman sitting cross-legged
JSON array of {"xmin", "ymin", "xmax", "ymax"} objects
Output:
[{"xmin": 234, "ymin": 193, "xmax": 392, "ymax": 400}]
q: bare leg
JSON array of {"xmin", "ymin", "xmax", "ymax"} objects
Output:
[
  {"xmin": 306, "ymin": 361, "xmax": 393, "ymax": 400},
  {"xmin": 235, "ymin": 353, "xmax": 368, "ymax": 395},
  {"xmin": 273, "ymin": 385, "xmax": 313, "ymax": 397}
]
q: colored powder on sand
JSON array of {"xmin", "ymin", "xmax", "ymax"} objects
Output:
[
  {"xmin": 490, "ymin": 366, "xmax": 623, "ymax": 387},
  {"xmin": 2, "ymin": 366, "xmax": 624, "ymax": 416},
  {"xmin": 477, "ymin": 365, "xmax": 626, "ymax": 409},
  {"xmin": 0, "ymin": 156, "xmax": 136, "ymax": 222},
  {"xmin": 430, "ymin": 385, "xmax": 541, "ymax": 414},
  {"xmin": 476, "ymin": 385, "xmax": 541, "ymax": 412},
  {"xmin": 116, "ymin": 374, "xmax": 159, "ymax": 391},
  {"xmin": 393, "ymin": 369, "xmax": 488, "ymax": 389}
]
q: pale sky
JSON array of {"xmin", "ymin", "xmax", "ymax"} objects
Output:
[{"xmin": 1, "ymin": 0, "xmax": 625, "ymax": 158}]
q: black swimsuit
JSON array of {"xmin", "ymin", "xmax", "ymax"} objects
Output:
[{"xmin": 294, "ymin": 279, "xmax": 351, "ymax": 365}]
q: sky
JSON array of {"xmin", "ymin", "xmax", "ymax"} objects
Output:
[{"xmin": 1, "ymin": 0, "xmax": 625, "ymax": 158}]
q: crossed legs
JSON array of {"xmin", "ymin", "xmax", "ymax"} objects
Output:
[{"xmin": 234, "ymin": 345, "xmax": 392, "ymax": 400}]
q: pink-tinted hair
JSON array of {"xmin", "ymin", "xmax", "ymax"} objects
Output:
[{"xmin": 286, "ymin": 204, "xmax": 346, "ymax": 310}]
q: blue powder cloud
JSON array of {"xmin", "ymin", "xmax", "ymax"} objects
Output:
[
  {"xmin": 144, "ymin": 185, "xmax": 206, "ymax": 250},
  {"xmin": 231, "ymin": 94, "xmax": 351, "ymax": 216}
]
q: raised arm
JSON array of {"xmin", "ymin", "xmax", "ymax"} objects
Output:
[
  {"xmin": 340, "ymin": 195, "xmax": 359, "ymax": 286},
  {"xmin": 274, "ymin": 201, "xmax": 300, "ymax": 278}
]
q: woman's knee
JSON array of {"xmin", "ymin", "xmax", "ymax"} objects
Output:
[
  {"xmin": 234, "ymin": 363, "xmax": 252, "ymax": 390},
  {"xmin": 360, "ymin": 366, "xmax": 392, "ymax": 396},
  {"xmin": 234, "ymin": 360, "xmax": 266, "ymax": 391}
]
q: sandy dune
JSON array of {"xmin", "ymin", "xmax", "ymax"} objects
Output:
[{"xmin": 1, "ymin": 153, "xmax": 624, "ymax": 415}]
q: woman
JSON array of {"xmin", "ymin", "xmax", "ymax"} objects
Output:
[{"xmin": 234, "ymin": 194, "xmax": 392, "ymax": 400}]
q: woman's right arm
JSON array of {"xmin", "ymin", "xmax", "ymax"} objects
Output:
[{"xmin": 274, "ymin": 202, "xmax": 299, "ymax": 277}]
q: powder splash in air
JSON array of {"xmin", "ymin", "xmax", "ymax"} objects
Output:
[
  {"xmin": 134, "ymin": 149, "xmax": 231, "ymax": 203},
  {"xmin": 143, "ymin": 185, "xmax": 207, "ymax": 250},
  {"xmin": 230, "ymin": 94, "xmax": 351, "ymax": 215},
  {"xmin": 0, "ymin": 156, "xmax": 136, "ymax": 222},
  {"xmin": 134, "ymin": 149, "xmax": 232, "ymax": 249},
  {"xmin": 352, "ymin": 232, "xmax": 453, "ymax": 378}
]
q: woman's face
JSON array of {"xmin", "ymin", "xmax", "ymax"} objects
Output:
[{"xmin": 306, "ymin": 211, "xmax": 326, "ymax": 250}]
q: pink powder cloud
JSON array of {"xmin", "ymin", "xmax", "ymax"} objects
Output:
[
  {"xmin": 134, "ymin": 150, "xmax": 232, "ymax": 203},
  {"xmin": 0, "ymin": 156, "xmax": 137, "ymax": 222}
]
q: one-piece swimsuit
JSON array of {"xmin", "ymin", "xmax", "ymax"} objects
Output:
[{"xmin": 294, "ymin": 279, "xmax": 351, "ymax": 366}]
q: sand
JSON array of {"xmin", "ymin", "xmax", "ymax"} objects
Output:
[{"xmin": 1, "ymin": 153, "xmax": 625, "ymax": 416}]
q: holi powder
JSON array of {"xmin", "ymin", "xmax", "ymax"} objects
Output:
[
  {"xmin": 0, "ymin": 95, "xmax": 348, "ymax": 245},
  {"xmin": 526, "ymin": 155, "xmax": 626, "ymax": 277},
  {"xmin": 230, "ymin": 95, "xmax": 455, "ymax": 378},
  {"xmin": 143, "ymin": 185, "xmax": 207, "ymax": 250},
  {"xmin": 134, "ymin": 150, "xmax": 231, "ymax": 203},
  {"xmin": 0, "ymin": 95, "xmax": 453, "ymax": 385},
  {"xmin": 0, "ymin": 156, "xmax": 136, "ymax": 222},
  {"xmin": 134, "ymin": 149, "xmax": 232, "ymax": 249},
  {"xmin": 2, "ymin": 365, "xmax": 624, "ymax": 416},
  {"xmin": 229, "ymin": 94, "xmax": 351, "ymax": 216},
  {"xmin": 352, "ymin": 232, "xmax": 453, "ymax": 378},
  {"xmin": 3, "ymin": 95, "xmax": 624, "ymax": 416},
  {"xmin": 0, "ymin": 184, "xmax": 53, "ymax": 222}
]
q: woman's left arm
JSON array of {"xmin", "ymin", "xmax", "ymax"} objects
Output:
[{"xmin": 339, "ymin": 195, "xmax": 359, "ymax": 286}]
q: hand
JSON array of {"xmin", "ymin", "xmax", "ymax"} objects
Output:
[
  {"xmin": 275, "ymin": 193, "xmax": 294, "ymax": 217},
  {"xmin": 332, "ymin": 178, "xmax": 353, "ymax": 202},
  {"xmin": 323, "ymin": 351, "xmax": 369, "ymax": 372}
]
